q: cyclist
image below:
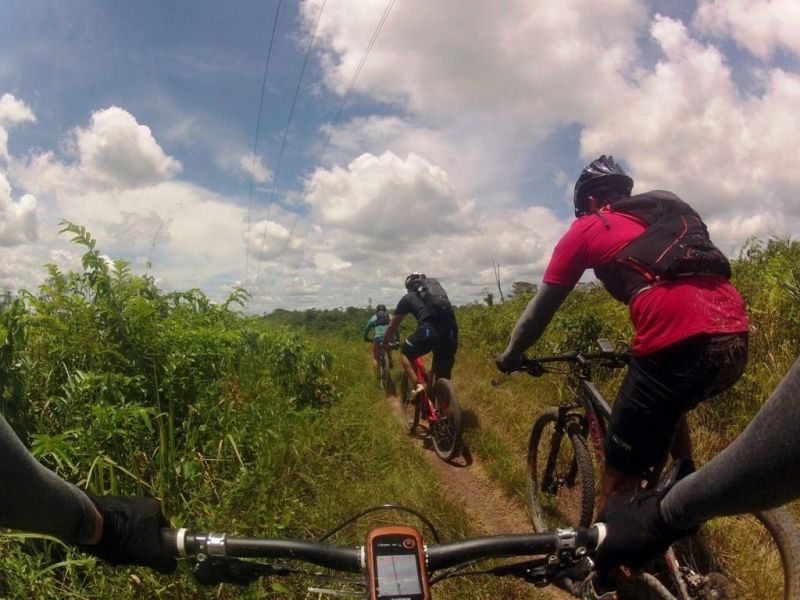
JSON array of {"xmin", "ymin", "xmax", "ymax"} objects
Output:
[
  {"xmin": 382, "ymin": 273, "xmax": 458, "ymax": 396},
  {"xmin": 596, "ymin": 353, "xmax": 800, "ymax": 571},
  {"xmin": 0, "ymin": 413, "xmax": 175, "ymax": 573},
  {"xmin": 363, "ymin": 303, "xmax": 394, "ymax": 379},
  {"xmin": 496, "ymin": 155, "xmax": 749, "ymax": 506}
]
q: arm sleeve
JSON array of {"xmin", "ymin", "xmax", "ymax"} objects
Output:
[
  {"xmin": 502, "ymin": 282, "xmax": 572, "ymax": 357},
  {"xmin": 0, "ymin": 415, "xmax": 98, "ymax": 543},
  {"xmin": 363, "ymin": 316, "xmax": 375, "ymax": 338},
  {"xmin": 661, "ymin": 355, "xmax": 800, "ymax": 529}
]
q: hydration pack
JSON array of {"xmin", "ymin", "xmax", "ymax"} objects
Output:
[
  {"xmin": 375, "ymin": 309, "xmax": 390, "ymax": 326},
  {"xmin": 593, "ymin": 190, "xmax": 731, "ymax": 303},
  {"xmin": 417, "ymin": 278, "xmax": 453, "ymax": 317}
]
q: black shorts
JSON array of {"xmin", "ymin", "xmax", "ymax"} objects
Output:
[
  {"xmin": 401, "ymin": 322, "xmax": 458, "ymax": 379},
  {"xmin": 605, "ymin": 332, "xmax": 748, "ymax": 476}
]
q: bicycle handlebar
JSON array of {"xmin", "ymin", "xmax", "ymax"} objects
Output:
[
  {"xmin": 517, "ymin": 350, "xmax": 629, "ymax": 375},
  {"xmin": 162, "ymin": 525, "xmax": 605, "ymax": 585}
]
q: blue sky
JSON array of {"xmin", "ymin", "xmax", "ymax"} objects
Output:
[{"xmin": 1, "ymin": 0, "xmax": 799, "ymax": 312}]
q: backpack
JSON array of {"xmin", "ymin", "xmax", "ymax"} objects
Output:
[
  {"xmin": 417, "ymin": 278, "xmax": 453, "ymax": 317},
  {"xmin": 375, "ymin": 309, "xmax": 390, "ymax": 326},
  {"xmin": 593, "ymin": 190, "xmax": 731, "ymax": 303}
]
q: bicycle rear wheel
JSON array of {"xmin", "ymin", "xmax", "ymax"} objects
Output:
[
  {"xmin": 527, "ymin": 407, "xmax": 595, "ymax": 532},
  {"xmin": 400, "ymin": 373, "xmax": 420, "ymax": 433},
  {"xmin": 671, "ymin": 506, "xmax": 800, "ymax": 600},
  {"xmin": 429, "ymin": 378, "xmax": 462, "ymax": 462}
]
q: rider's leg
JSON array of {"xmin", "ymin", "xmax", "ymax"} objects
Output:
[
  {"xmin": 669, "ymin": 415, "xmax": 693, "ymax": 460},
  {"xmin": 400, "ymin": 353, "xmax": 419, "ymax": 385}
]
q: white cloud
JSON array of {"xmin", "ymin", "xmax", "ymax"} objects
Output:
[
  {"xmin": 0, "ymin": 94, "xmax": 36, "ymax": 162},
  {"xmin": 0, "ymin": 172, "xmax": 38, "ymax": 246},
  {"xmin": 238, "ymin": 152, "xmax": 272, "ymax": 184},
  {"xmin": 577, "ymin": 15, "xmax": 800, "ymax": 248},
  {"xmin": 694, "ymin": 0, "xmax": 800, "ymax": 60},
  {"xmin": 72, "ymin": 106, "xmax": 182, "ymax": 189},
  {"xmin": 306, "ymin": 150, "xmax": 471, "ymax": 242}
]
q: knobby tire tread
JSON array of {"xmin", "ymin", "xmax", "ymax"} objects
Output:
[
  {"xmin": 527, "ymin": 407, "xmax": 595, "ymax": 532},
  {"xmin": 400, "ymin": 373, "xmax": 420, "ymax": 433},
  {"xmin": 430, "ymin": 378, "xmax": 462, "ymax": 462}
]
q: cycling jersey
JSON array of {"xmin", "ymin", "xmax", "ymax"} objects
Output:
[
  {"xmin": 363, "ymin": 314, "xmax": 389, "ymax": 342},
  {"xmin": 543, "ymin": 207, "xmax": 748, "ymax": 355}
]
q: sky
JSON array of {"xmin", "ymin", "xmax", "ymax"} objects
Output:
[{"xmin": 1, "ymin": 0, "xmax": 799, "ymax": 313}]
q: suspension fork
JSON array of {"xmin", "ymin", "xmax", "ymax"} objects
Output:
[{"xmin": 541, "ymin": 406, "xmax": 578, "ymax": 492}]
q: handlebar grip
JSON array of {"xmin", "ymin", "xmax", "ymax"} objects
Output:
[{"xmin": 161, "ymin": 527, "xmax": 187, "ymax": 557}]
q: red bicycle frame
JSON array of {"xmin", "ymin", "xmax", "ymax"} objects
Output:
[{"xmin": 411, "ymin": 356, "xmax": 441, "ymax": 424}]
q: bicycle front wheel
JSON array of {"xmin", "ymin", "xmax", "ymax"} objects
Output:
[
  {"xmin": 400, "ymin": 373, "xmax": 420, "ymax": 433},
  {"xmin": 527, "ymin": 407, "xmax": 595, "ymax": 532},
  {"xmin": 672, "ymin": 506, "xmax": 800, "ymax": 600},
  {"xmin": 429, "ymin": 378, "xmax": 462, "ymax": 462}
]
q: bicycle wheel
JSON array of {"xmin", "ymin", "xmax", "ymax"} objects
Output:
[
  {"xmin": 429, "ymin": 378, "xmax": 462, "ymax": 462},
  {"xmin": 527, "ymin": 407, "xmax": 595, "ymax": 532},
  {"xmin": 400, "ymin": 373, "xmax": 420, "ymax": 433},
  {"xmin": 670, "ymin": 506, "xmax": 800, "ymax": 600}
]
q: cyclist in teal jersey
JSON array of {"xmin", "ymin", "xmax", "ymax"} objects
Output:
[{"xmin": 363, "ymin": 304, "xmax": 394, "ymax": 379}]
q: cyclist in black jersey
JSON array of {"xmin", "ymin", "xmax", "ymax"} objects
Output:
[{"xmin": 382, "ymin": 273, "xmax": 458, "ymax": 395}]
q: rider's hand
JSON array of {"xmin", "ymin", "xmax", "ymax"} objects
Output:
[
  {"xmin": 495, "ymin": 351, "xmax": 522, "ymax": 373},
  {"xmin": 78, "ymin": 494, "xmax": 177, "ymax": 574},
  {"xmin": 594, "ymin": 490, "xmax": 696, "ymax": 571}
]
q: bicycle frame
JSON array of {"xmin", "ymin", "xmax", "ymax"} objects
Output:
[{"xmin": 410, "ymin": 356, "xmax": 441, "ymax": 424}]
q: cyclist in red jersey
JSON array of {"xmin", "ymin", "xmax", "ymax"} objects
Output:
[{"xmin": 496, "ymin": 155, "xmax": 748, "ymax": 505}]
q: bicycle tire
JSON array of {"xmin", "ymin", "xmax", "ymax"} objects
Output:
[
  {"xmin": 527, "ymin": 407, "xmax": 595, "ymax": 532},
  {"xmin": 670, "ymin": 506, "xmax": 800, "ymax": 600},
  {"xmin": 400, "ymin": 373, "xmax": 420, "ymax": 433},
  {"xmin": 429, "ymin": 378, "xmax": 462, "ymax": 462}
]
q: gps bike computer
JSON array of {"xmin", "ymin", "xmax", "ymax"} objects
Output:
[{"xmin": 365, "ymin": 526, "xmax": 431, "ymax": 600}]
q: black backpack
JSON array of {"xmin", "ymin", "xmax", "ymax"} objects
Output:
[
  {"xmin": 594, "ymin": 190, "xmax": 731, "ymax": 303},
  {"xmin": 417, "ymin": 278, "xmax": 453, "ymax": 317}
]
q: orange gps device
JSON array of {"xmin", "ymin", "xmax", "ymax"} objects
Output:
[{"xmin": 365, "ymin": 526, "xmax": 431, "ymax": 600}]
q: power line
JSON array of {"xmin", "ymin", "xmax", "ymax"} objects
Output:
[
  {"xmin": 252, "ymin": 0, "xmax": 328, "ymax": 292},
  {"xmin": 262, "ymin": 0, "xmax": 396, "ymax": 301},
  {"xmin": 243, "ymin": 0, "xmax": 284, "ymax": 285}
]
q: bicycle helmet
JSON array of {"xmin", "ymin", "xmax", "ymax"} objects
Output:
[
  {"xmin": 375, "ymin": 304, "xmax": 386, "ymax": 312},
  {"xmin": 404, "ymin": 272, "xmax": 426, "ymax": 291},
  {"xmin": 573, "ymin": 155, "xmax": 634, "ymax": 218}
]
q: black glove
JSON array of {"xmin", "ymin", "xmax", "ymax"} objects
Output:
[
  {"xmin": 594, "ymin": 489, "xmax": 696, "ymax": 571},
  {"xmin": 495, "ymin": 352, "xmax": 521, "ymax": 373},
  {"xmin": 78, "ymin": 494, "xmax": 177, "ymax": 574}
]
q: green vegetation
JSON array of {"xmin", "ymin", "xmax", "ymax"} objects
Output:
[{"xmin": 0, "ymin": 226, "xmax": 798, "ymax": 598}]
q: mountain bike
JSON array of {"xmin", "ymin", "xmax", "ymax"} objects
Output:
[
  {"xmin": 399, "ymin": 356, "xmax": 462, "ymax": 462},
  {"xmin": 162, "ymin": 504, "xmax": 605, "ymax": 598},
  {"xmin": 367, "ymin": 339, "xmax": 396, "ymax": 396},
  {"xmin": 517, "ymin": 341, "xmax": 800, "ymax": 599}
]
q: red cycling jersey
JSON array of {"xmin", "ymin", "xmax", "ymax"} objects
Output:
[{"xmin": 543, "ymin": 210, "xmax": 749, "ymax": 355}]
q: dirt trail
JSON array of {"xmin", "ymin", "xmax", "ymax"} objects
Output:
[{"xmin": 386, "ymin": 395, "xmax": 572, "ymax": 599}]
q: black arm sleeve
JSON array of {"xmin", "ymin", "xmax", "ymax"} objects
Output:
[
  {"xmin": 0, "ymin": 415, "xmax": 97, "ymax": 543},
  {"xmin": 661, "ymin": 355, "xmax": 800, "ymax": 528}
]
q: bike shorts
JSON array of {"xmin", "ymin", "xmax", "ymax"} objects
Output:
[
  {"xmin": 371, "ymin": 339, "xmax": 386, "ymax": 361},
  {"xmin": 401, "ymin": 322, "xmax": 458, "ymax": 380},
  {"xmin": 606, "ymin": 332, "xmax": 748, "ymax": 476}
]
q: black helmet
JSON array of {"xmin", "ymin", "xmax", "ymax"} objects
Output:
[
  {"xmin": 376, "ymin": 304, "xmax": 386, "ymax": 312},
  {"xmin": 573, "ymin": 155, "xmax": 633, "ymax": 217},
  {"xmin": 404, "ymin": 272, "xmax": 426, "ymax": 291}
]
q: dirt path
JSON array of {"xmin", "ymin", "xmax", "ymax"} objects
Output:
[{"xmin": 386, "ymin": 394, "xmax": 572, "ymax": 599}]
